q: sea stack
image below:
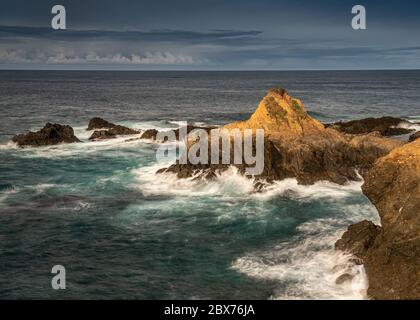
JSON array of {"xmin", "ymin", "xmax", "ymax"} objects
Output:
[{"xmin": 160, "ymin": 88, "xmax": 403, "ymax": 185}]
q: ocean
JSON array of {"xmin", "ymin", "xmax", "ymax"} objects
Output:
[{"xmin": 0, "ymin": 70, "xmax": 419, "ymax": 299}]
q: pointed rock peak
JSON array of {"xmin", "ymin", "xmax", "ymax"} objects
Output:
[
  {"xmin": 224, "ymin": 88, "xmax": 324, "ymax": 136},
  {"xmin": 268, "ymin": 87, "xmax": 289, "ymax": 98}
]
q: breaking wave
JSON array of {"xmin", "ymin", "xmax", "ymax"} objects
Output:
[
  {"xmin": 130, "ymin": 163, "xmax": 378, "ymax": 300},
  {"xmin": 397, "ymin": 120, "xmax": 420, "ymax": 132},
  {"xmin": 133, "ymin": 164, "xmax": 364, "ymax": 201},
  {"xmin": 231, "ymin": 202, "xmax": 379, "ymax": 300}
]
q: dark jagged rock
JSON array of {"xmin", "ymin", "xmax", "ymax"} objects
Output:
[
  {"xmin": 89, "ymin": 130, "xmax": 117, "ymax": 141},
  {"xmin": 87, "ymin": 117, "xmax": 116, "ymax": 130},
  {"xmin": 140, "ymin": 129, "xmax": 159, "ymax": 140},
  {"xmin": 327, "ymin": 117, "xmax": 414, "ymax": 136},
  {"xmin": 108, "ymin": 125, "xmax": 139, "ymax": 136},
  {"xmin": 409, "ymin": 131, "xmax": 420, "ymax": 142},
  {"xmin": 12, "ymin": 123, "xmax": 81, "ymax": 147},
  {"xmin": 335, "ymin": 220, "xmax": 382, "ymax": 259},
  {"xmin": 87, "ymin": 118, "xmax": 140, "ymax": 140},
  {"xmin": 139, "ymin": 125, "xmax": 218, "ymax": 142},
  {"xmin": 336, "ymin": 139, "xmax": 420, "ymax": 299},
  {"xmin": 159, "ymin": 89, "xmax": 403, "ymax": 185}
]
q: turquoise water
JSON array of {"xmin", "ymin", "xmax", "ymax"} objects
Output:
[
  {"xmin": 0, "ymin": 71, "xmax": 419, "ymax": 299},
  {"xmin": 0, "ymin": 123, "xmax": 378, "ymax": 299}
]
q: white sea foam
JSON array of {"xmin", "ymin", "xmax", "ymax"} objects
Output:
[
  {"xmin": 133, "ymin": 163, "xmax": 364, "ymax": 203},
  {"xmin": 29, "ymin": 183, "xmax": 65, "ymax": 193},
  {"xmin": 73, "ymin": 200, "xmax": 91, "ymax": 212},
  {"xmin": 162, "ymin": 170, "xmax": 376, "ymax": 299},
  {"xmin": 0, "ymin": 187, "xmax": 20, "ymax": 204},
  {"xmin": 231, "ymin": 210, "xmax": 377, "ymax": 300},
  {"xmin": 0, "ymin": 120, "xmax": 170, "ymax": 155},
  {"xmin": 405, "ymin": 115, "xmax": 420, "ymax": 123},
  {"xmin": 396, "ymin": 120, "xmax": 420, "ymax": 132},
  {"xmin": 12, "ymin": 132, "xmax": 150, "ymax": 159},
  {"xmin": 121, "ymin": 120, "xmax": 176, "ymax": 131},
  {"xmin": 0, "ymin": 141, "xmax": 19, "ymax": 150},
  {"xmin": 132, "ymin": 165, "xmax": 255, "ymax": 198},
  {"xmin": 253, "ymin": 179, "xmax": 363, "ymax": 202}
]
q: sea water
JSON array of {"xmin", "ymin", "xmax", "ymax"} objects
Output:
[{"xmin": 0, "ymin": 70, "xmax": 419, "ymax": 299}]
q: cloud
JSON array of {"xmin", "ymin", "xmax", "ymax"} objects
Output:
[
  {"xmin": 1, "ymin": 24, "xmax": 419, "ymax": 69},
  {"xmin": 0, "ymin": 25, "xmax": 264, "ymax": 45},
  {"xmin": 0, "ymin": 49, "xmax": 201, "ymax": 65}
]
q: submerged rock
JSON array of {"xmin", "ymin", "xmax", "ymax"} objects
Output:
[
  {"xmin": 327, "ymin": 117, "xmax": 414, "ymax": 136},
  {"xmin": 12, "ymin": 123, "xmax": 81, "ymax": 147},
  {"xmin": 409, "ymin": 131, "xmax": 420, "ymax": 142},
  {"xmin": 160, "ymin": 88, "xmax": 403, "ymax": 185},
  {"xmin": 336, "ymin": 139, "xmax": 420, "ymax": 299},
  {"xmin": 335, "ymin": 273, "xmax": 354, "ymax": 285}
]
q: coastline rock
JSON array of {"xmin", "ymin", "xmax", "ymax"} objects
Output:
[
  {"xmin": 409, "ymin": 131, "xmax": 420, "ymax": 142},
  {"xmin": 223, "ymin": 88, "xmax": 325, "ymax": 137},
  {"xmin": 327, "ymin": 117, "xmax": 414, "ymax": 136},
  {"xmin": 87, "ymin": 117, "xmax": 116, "ymax": 130},
  {"xmin": 336, "ymin": 139, "xmax": 420, "ymax": 299},
  {"xmin": 335, "ymin": 220, "xmax": 382, "ymax": 258},
  {"xmin": 139, "ymin": 125, "xmax": 218, "ymax": 142},
  {"xmin": 160, "ymin": 88, "xmax": 404, "ymax": 185},
  {"xmin": 87, "ymin": 118, "xmax": 140, "ymax": 140},
  {"xmin": 107, "ymin": 125, "xmax": 139, "ymax": 136},
  {"xmin": 89, "ymin": 130, "xmax": 117, "ymax": 141},
  {"xmin": 140, "ymin": 129, "xmax": 159, "ymax": 140},
  {"xmin": 12, "ymin": 123, "xmax": 81, "ymax": 147}
]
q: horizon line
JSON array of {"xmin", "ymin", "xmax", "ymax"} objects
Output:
[{"xmin": 1, "ymin": 68, "xmax": 420, "ymax": 72}]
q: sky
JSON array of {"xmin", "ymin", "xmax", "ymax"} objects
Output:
[{"xmin": 0, "ymin": 0, "xmax": 419, "ymax": 70}]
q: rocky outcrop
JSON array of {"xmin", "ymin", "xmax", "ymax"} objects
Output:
[
  {"xmin": 87, "ymin": 118, "xmax": 140, "ymax": 139},
  {"xmin": 140, "ymin": 125, "xmax": 217, "ymax": 142},
  {"xmin": 140, "ymin": 129, "xmax": 159, "ymax": 140},
  {"xmin": 87, "ymin": 117, "xmax": 116, "ymax": 131},
  {"xmin": 335, "ymin": 220, "xmax": 382, "ymax": 258},
  {"xmin": 336, "ymin": 139, "xmax": 420, "ymax": 299},
  {"xmin": 12, "ymin": 123, "xmax": 81, "ymax": 147},
  {"xmin": 107, "ymin": 125, "xmax": 139, "ymax": 136},
  {"xmin": 89, "ymin": 130, "xmax": 116, "ymax": 141},
  {"xmin": 409, "ymin": 131, "xmax": 420, "ymax": 142},
  {"xmin": 160, "ymin": 89, "xmax": 403, "ymax": 185},
  {"xmin": 327, "ymin": 117, "xmax": 414, "ymax": 136},
  {"xmin": 223, "ymin": 88, "xmax": 325, "ymax": 136}
]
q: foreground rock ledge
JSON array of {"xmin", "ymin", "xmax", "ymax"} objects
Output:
[
  {"xmin": 336, "ymin": 139, "xmax": 420, "ymax": 299},
  {"xmin": 160, "ymin": 88, "xmax": 404, "ymax": 185}
]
